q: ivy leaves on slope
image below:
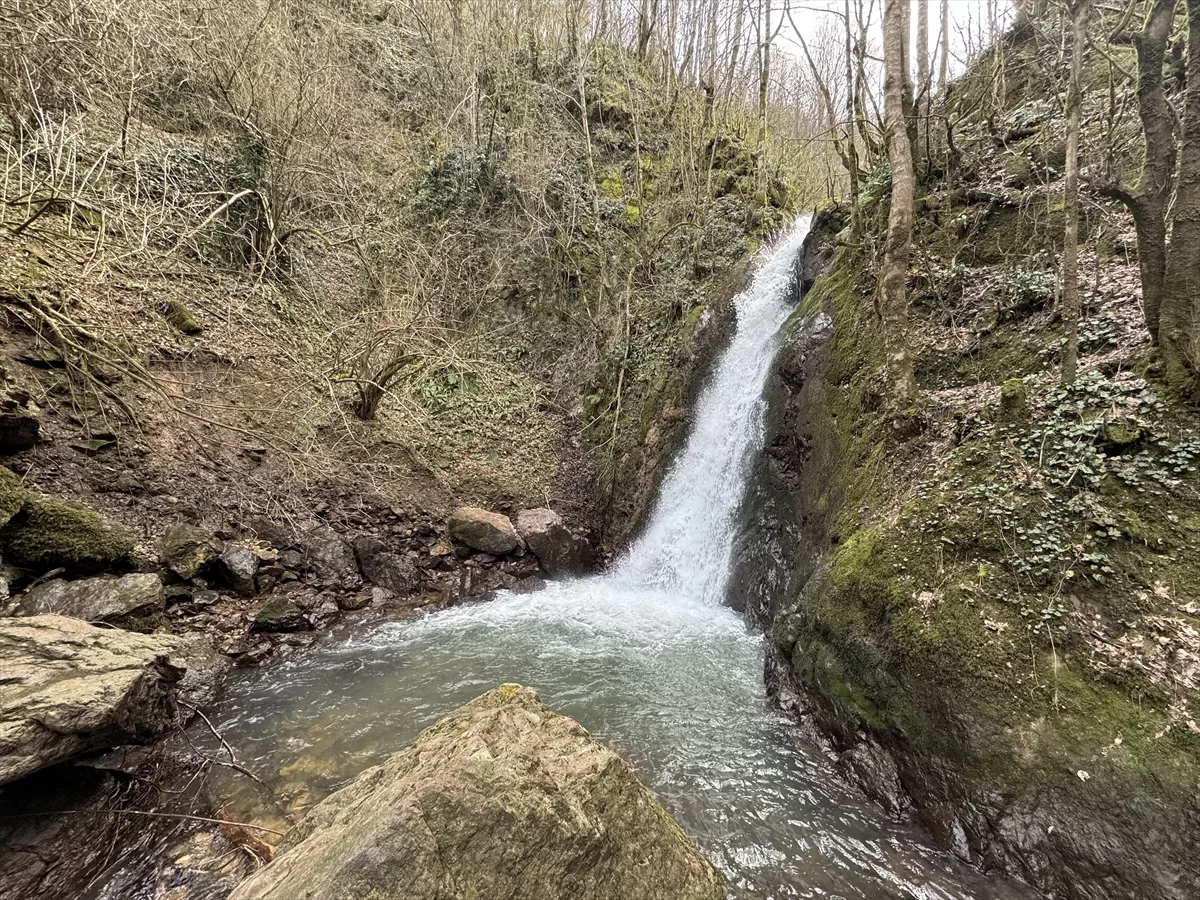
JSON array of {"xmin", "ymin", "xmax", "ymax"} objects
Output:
[{"xmin": 926, "ymin": 371, "xmax": 1200, "ymax": 631}]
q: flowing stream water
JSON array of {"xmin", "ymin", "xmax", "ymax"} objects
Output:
[{"xmin": 205, "ymin": 219, "xmax": 1031, "ymax": 899}]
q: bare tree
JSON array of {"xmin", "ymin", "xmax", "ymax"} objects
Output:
[
  {"xmin": 1061, "ymin": 0, "xmax": 1087, "ymax": 384},
  {"xmin": 881, "ymin": 0, "xmax": 916, "ymax": 402},
  {"xmin": 1099, "ymin": 0, "xmax": 1176, "ymax": 343},
  {"xmin": 1161, "ymin": 0, "xmax": 1200, "ymax": 393}
]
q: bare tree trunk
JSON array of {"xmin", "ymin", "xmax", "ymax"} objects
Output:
[
  {"xmin": 852, "ymin": 0, "xmax": 881, "ymax": 162},
  {"xmin": 882, "ymin": 0, "xmax": 917, "ymax": 402},
  {"xmin": 1100, "ymin": 0, "xmax": 1176, "ymax": 343},
  {"xmin": 939, "ymin": 0, "xmax": 949, "ymax": 93},
  {"xmin": 756, "ymin": 0, "xmax": 771, "ymax": 203},
  {"xmin": 724, "ymin": 0, "xmax": 747, "ymax": 111},
  {"xmin": 844, "ymin": 0, "xmax": 861, "ymax": 228},
  {"xmin": 702, "ymin": 0, "xmax": 718, "ymax": 129},
  {"xmin": 916, "ymin": 0, "xmax": 929, "ymax": 111},
  {"xmin": 637, "ymin": 0, "xmax": 660, "ymax": 60},
  {"xmin": 916, "ymin": 0, "xmax": 930, "ymax": 173},
  {"xmin": 1161, "ymin": 0, "xmax": 1200, "ymax": 394},
  {"xmin": 1061, "ymin": 0, "xmax": 1086, "ymax": 384}
]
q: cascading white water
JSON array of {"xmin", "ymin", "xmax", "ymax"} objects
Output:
[
  {"xmin": 201, "ymin": 218, "xmax": 1030, "ymax": 900},
  {"xmin": 616, "ymin": 216, "xmax": 809, "ymax": 600}
]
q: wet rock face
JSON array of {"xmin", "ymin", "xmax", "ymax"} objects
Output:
[
  {"xmin": 353, "ymin": 537, "xmax": 417, "ymax": 595},
  {"xmin": 0, "ymin": 615, "xmax": 212, "ymax": 784},
  {"xmin": 515, "ymin": 508, "xmax": 591, "ymax": 575},
  {"xmin": 448, "ymin": 507, "xmax": 521, "ymax": 555},
  {"xmin": 228, "ymin": 685, "xmax": 725, "ymax": 900},
  {"xmin": 792, "ymin": 203, "xmax": 847, "ymax": 302},
  {"xmin": 10, "ymin": 573, "xmax": 164, "ymax": 631}
]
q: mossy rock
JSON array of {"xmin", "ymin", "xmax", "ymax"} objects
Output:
[
  {"xmin": 163, "ymin": 299, "xmax": 202, "ymax": 335},
  {"xmin": 0, "ymin": 466, "xmax": 28, "ymax": 529},
  {"xmin": 250, "ymin": 596, "xmax": 311, "ymax": 633},
  {"xmin": 159, "ymin": 522, "xmax": 221, "ymax": 580},
  {"xmin": 997, "ymin": 377, "xmax": 1028, "ymax": 423},
  {"xmin": 1100, "ymin": 420, "xmax": 1143, "ymax": 452},
  {"xmin": 0, "ymin": 498, "xmax": 134, "ymax": 574}
]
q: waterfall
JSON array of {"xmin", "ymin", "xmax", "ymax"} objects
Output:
[
  {"xmin": 210, "ymin": 215, "xmax": 1021, "ymax": 900},
  {"xmin": 616, "ymin": 216, "xmax": 809, "ymax": 601}
]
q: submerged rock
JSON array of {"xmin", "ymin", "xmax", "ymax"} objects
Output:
[
  {"xmin": 447, "ymin": 506, "xmax": 521, "ymax": 555},
  {"xmin": 227, "ymin": 684, "xmax": 724, "ymax": 900},
  {"xmin": 11, "ymin": 573, "xmax": 164, "ymax": 631},
  {"xmin": 0, "ymin": 615, "xmax": 225, "ymax": 785},
  {"xmin": 515, "ymin": 508, "xmax": 591, "ymax": 575}
]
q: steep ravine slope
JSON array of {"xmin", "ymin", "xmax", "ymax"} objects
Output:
[
  {"xmin": 735, "ymin": 203, "xmax": 1200, "ymax": 898},
  {"xmin": 0, "ymin": 2, "xmax": 790, "ymax": 636}
]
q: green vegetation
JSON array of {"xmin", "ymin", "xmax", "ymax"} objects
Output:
[
  {"xmin": 773, "ymin": 192, "xmax": 1200, "ymax": 867},
  {"xmin": 0, "ymin": 498, "xmax": 134, "ymax": 574}
]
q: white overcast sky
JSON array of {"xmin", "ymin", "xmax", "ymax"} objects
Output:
[{"xmin": 780, "ymin": 0, "xmax": 1018, "ymax": 84}]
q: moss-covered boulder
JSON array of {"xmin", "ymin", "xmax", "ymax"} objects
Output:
[
  {"xmin": 228, "ymin": 685, "xmax": 725, "ymax": 900},
  {"xmin": 0, "ymin": 497, "xmax": 134, "ymax": 574},
  {"xmin": 998, "ymin": 377, "xmax": 1028, "ymax": 423},
  {"xmin": 163, "ymin": 298, "xmax": 203, "ymax": 334}
]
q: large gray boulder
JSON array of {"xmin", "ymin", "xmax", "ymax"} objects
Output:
[
  {"xmin": 0, "ymin": 615, "xmax": 228, "ymax": 785},
  {"xmin": 515, "ymin": 508, "xmax": 592, "ymax": 575},
  {"xmin": 228, "ymin": 685, "xmax": 725, "ymax": 900},
  {"xmin": 9, "ymin": 573, "xmax": 164, "ymax": 631},
  {"xmin": 448, "ymin": 507, "xmax": 521, "ymax": 555}
]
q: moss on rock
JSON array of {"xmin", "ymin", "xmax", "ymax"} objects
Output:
[
  {"xmin": 163, "ymin": 298, "xmax": 202, "ymax": 334},
  {"xmin": 750, "ymin": 238, "xmax": 1200, "ymax": 899},
  {"xmin": 998, "ymin": 377, "xmax": 1028, "ymax": 423},
  {"xmin": 1, "ymin": 498, "xmax": 133, "ymax": 574},
  {"xmin": 0, "ymin": 466, "xmax": 28, "ymax": 529}
]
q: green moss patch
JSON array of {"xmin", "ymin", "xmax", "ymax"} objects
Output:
[{"xmin": 1, "ymin": 497, "xmax": 134, "ymax": 573}]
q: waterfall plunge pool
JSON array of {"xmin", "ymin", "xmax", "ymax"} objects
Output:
[{"xmin": 187, "ymin": 219, "xmax": 1032, "ymax": 900}]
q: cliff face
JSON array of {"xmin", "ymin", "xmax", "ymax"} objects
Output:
[{"xmin": 735, "ymin": 191, "xmax": 1200, "ymax": 898}]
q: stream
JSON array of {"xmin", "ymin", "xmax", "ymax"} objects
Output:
[{"xmin": 196, "ymin": 219, "xmax": 1032, "ymax": 899}]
